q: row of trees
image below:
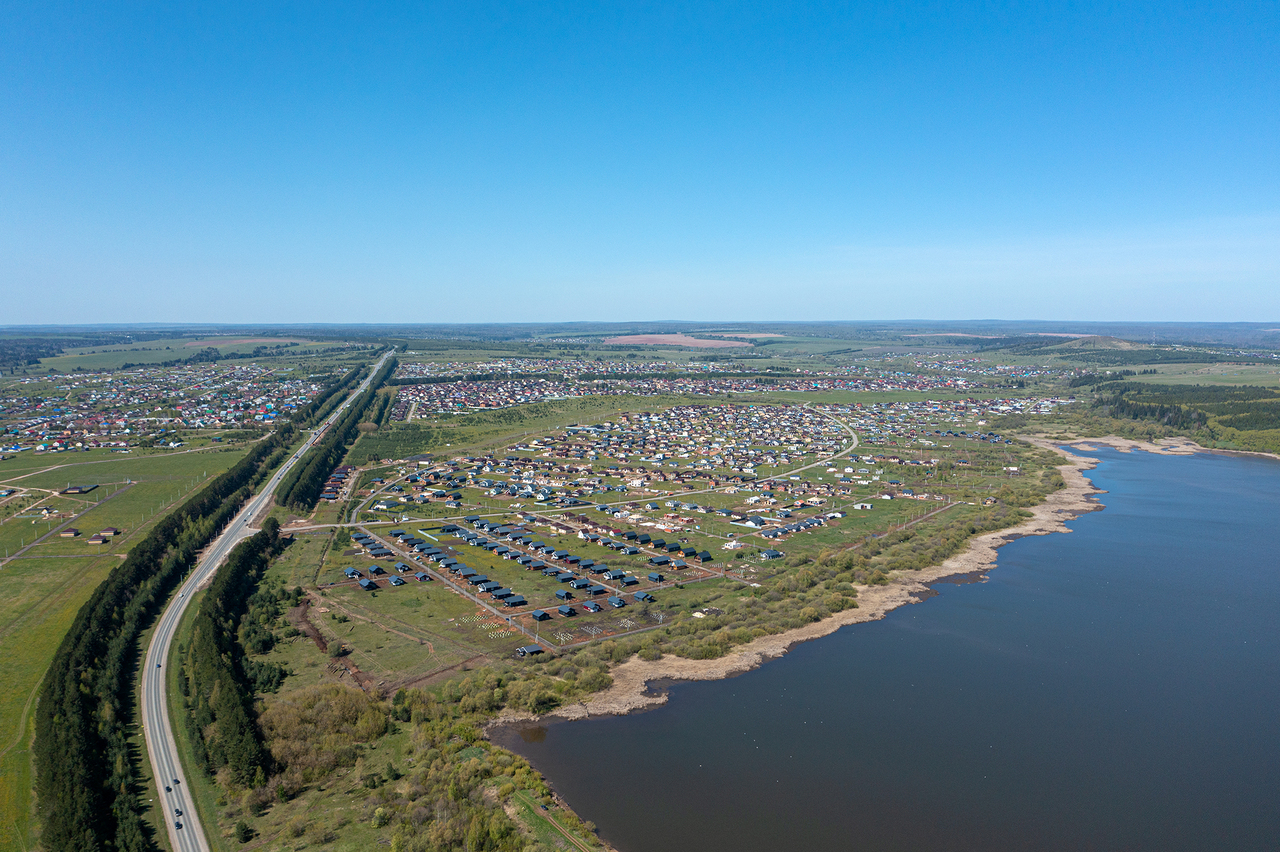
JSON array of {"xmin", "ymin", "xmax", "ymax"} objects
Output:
[
  {"xmin": 180, "ymin": 520, "xmax": 287, "ymax": 787},
  {"xmin": 33, "ymin": 428, "xmax": 295, "ymax": 852},
  {"xmin": 290, "ymin": 365, "xmax": 366, "ymax": 428},
  {"xmin": 276, "ymin": 357, "xmax": 397, "ymax": 510}
]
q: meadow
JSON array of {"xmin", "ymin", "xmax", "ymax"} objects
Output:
[{"xmin": 0, "ymin": 446, "xmax": 248, "ymax": 849}]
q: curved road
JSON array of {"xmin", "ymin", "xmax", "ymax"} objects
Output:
[{"xmin": 140, "ymin": 353, "xmax": 388, "ymax": 852}]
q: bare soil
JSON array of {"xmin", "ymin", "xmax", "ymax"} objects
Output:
[
  {"xmin": 182, "ymin": 337, "xmax": 308, "ymax": 347},
  {"xmin": 600, "ymin": 334, "xmax": 747, "ymax": 348}
]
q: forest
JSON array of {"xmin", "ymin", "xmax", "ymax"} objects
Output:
[
  {"xmin": 1094, "ymin": 382, "xmax": 1280, "ymax": 433},
  {"xmin": 290, "ymin": 364, "xmax": 366, "ymax": 428}
]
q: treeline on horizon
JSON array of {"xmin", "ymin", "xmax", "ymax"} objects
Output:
[
  {"xmin": 116, "ymin": 342, "xmax": 302, "ymax": 369},
  {"xmin": 0, "ymin": 332, "xmax": 176, "ymax": 370},
  {"xmin": 276, "ymin": 357, "xmax": 397, "ymax": 510},
  {"xmin": 33, "ymin": 427, "xmax": 295, "ymax": 852}
]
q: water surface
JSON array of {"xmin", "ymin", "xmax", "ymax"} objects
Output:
[{"xmin": 496, "ymin": 448, "xmax": 1280, "ymax": 851}]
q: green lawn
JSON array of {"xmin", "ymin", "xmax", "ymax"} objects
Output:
[{"xmin": 0, "ymin": 556, "xmax": 115, "ymax": 851}]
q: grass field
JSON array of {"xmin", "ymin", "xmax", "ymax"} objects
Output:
[
  {"xmin": 0, "ymin": 446, "xmax": 249, "ymax": 850},
  {"xmin": 0, "ymin": 556, "xmax": 117, "ymax": 852},
  {"xmin": 32, "ymin": 337, "xmax": 356, "ymax": 373},
  {"xmin": 351, "ymin": 394, "xmax": 699, "ymax": 462},
  {"xmin": 160, "ymin": 530, "xmax": 603, "ymax": 852},
  {"xmin": 1125, "ymin": 363, "xmax": 1280, "ymax": 386}
]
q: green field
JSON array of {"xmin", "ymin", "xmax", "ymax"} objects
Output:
[
  {"xmin": 1125, "ymin": 363, "xmax": 1280, "ymax": 386},
  {"xmin": 31, "ymin": 336, "xmax": 360, "ymax": 373},
  {"xmin": 350, "ymin": 394, "xmax": 700, "ymax": 462},
  {"xmin": 0, "ymin": 446, "xmax": 249, "ymax": 850}
]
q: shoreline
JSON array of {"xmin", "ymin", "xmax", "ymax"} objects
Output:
[
  {"xmin": 1043, "ymin": 432, "xmax": 1280, "ymax": 463},
  {"xmin": 496, "ymin": 439, "xmax": 1107, "ymax": 725}
]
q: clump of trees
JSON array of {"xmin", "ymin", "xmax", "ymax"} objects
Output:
[
  {"xmin": 259, "ymin": 684, "xmax": 391, "ymax": 789},
  {"xmin": 257, "ymin": 684, "xmax": 560, "ymax": 852}
]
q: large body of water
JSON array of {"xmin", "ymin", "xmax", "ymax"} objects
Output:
[{"xmin": 496, "ymin": 447, "xmax": 1280, "ymax": 851}]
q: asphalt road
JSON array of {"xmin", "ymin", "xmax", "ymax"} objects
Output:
[{"xmin": 140, "ymin": 353, "xmax": 388, "ymax": 852}]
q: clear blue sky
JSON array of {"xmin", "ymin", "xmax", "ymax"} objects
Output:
[{"xmin": 3, "ymin": 2, "xmax": 1277, "ymax": 324}]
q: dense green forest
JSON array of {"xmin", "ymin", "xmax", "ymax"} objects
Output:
[{"xmin": 1076, "ymin": 383, "xmax": 1280, "ymax": 454}]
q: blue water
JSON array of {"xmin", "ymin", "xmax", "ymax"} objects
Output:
[{"xmin": 496, "ymin": 448, "xmax": 1280, "ymax": 851}]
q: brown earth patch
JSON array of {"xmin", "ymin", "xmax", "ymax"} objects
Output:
[
  {"xmin": 601, "ymin": 334, "xmax": 747, "ymax": 348},
  {"xmin": 183, "ymin": 337, "xmax": 308, "ymax": 347},
  {"xmin": 292, "ymin": 598, "xmax": 375, "ymax": 691}
]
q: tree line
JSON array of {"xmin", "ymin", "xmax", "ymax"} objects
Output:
[
  {"xmin": 179, "ymin": 519, "xmax": 288, "ymax": 788},
  {"xmin": 276, "ymin": 357, "xmax": 397, "ymax": 510},
  {"xmin": 1092, "ymin": 382, "xmax": 1280, "ymax": 432},
  {"xmin": 33, "ymin": 427, "xmax": 295, "ymax": 852},
  {"xmin": 31, "ymin": 354, "xmax": 384, "ymax": 851},
  {"xmin": 290, "ymin": 365, "xmax": 366, "ymax": 428}
]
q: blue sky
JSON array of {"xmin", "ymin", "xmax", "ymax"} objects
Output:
[{"xmin": 3, "ymin": 2, "xmax": 1277, "ymax": 324}]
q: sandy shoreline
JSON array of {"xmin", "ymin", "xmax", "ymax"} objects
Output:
[
  {"xmin": 495, "ymin": 440, "xmax": 1109, "ymax": 725},
  {"xmin": 1057, "ymin": 433, "xmax": 1280, "ymax": 463}
]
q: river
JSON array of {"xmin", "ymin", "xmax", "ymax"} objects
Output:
[{"xmin": 495, "ymin": 446, "xmax": 1280, "ymax": 851}]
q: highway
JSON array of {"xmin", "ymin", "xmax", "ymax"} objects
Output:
[{"xmin": 140, "ymin": 352, "xmax": 389, "ymax": 852}]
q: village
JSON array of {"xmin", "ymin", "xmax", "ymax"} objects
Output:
[
  {"xmin": 385, "ymin": 356, "xmax": 1043, "ymax": 416},
  {"xmin": 282, "ymin": 392, "xmax": 1061, "ymax": 664},
  {"xmin": 0, "ymin": 362, "xmax": 331, "ymax": 453}
]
